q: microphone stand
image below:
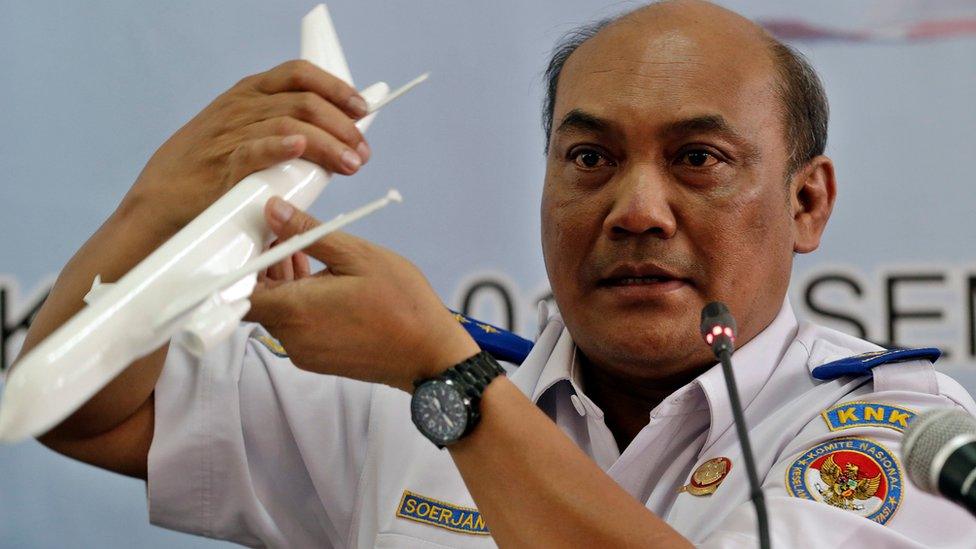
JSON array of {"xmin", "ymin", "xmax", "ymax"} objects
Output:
[
  {"xmin": 717, "ymin": 347, "xmax": 770, "ymax": 549},
  {"xmin": 701, "ymin": 302, "xmax": 770, "ymax": 549}
]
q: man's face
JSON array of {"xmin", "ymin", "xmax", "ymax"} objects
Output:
[{"xmin": 541, "ymin": 14, "xmax": 799, "ymax": 379}]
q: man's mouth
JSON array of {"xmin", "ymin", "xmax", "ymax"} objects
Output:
[
  {"xmin": 598, "ymin": 262, "xmax": 690, "ymax": 286},
  {"xmin": 604, "ymin": 275, "xmax": 678, "ymax": 286},
  {"xmin": 595, "ymin": 263, "xmax": 693, "ymax": 299}
]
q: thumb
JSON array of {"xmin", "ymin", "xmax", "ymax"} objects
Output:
[
  {"xmin": 264, "ymin": 197, "xmax": 364, "ymax": 273},
  {"xmin": 266, "ymin": 196, "xmax": 320, "ymax": 238}
]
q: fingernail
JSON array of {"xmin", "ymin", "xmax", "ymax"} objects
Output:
[
  {"xmin": 346, "ymin": 95, "xmax": 368, "ymax": 117},
  {"xmin": 356, "ymin": 141, "xmax": 371, "ymax": 163},
  {"xmin": 341, "ymin": 150, "xmax": 362, "ymax": 172},
  {"xmin": 282, "ymin": 135, "xmax": 303, "ymax": 150},
  {"xmin": 269, "ymin": 197, "xmax": 295, "ymax": 224}
]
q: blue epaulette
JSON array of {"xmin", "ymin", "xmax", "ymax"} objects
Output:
[
  {"xmin": 450, "ymin": 311, "xmax": 533, "ymax": 365},
  {"xmin": 811, "ymin": 347, "xmax": 942, "ymax": 380}
]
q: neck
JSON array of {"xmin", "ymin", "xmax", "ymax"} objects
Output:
[{"xmin": 579, "ymin": 353, "xmax": 710, "ymax": 451}]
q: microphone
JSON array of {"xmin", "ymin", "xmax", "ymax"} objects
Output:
[
  {"xmin": 701, "ymin": 301, "xmax": 737, "ymax": 355},
  {"xmin": 700, "ymin": 302, "xmax": 770, "ymax": 549},
  {"xmin": 903, "ymin": 408, "xmax": 976, "ymax": 517}
]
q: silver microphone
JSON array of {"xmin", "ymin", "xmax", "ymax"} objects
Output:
[{"xmin": 903, "ymin": 408, "xmax": 976, "ymax": 516}]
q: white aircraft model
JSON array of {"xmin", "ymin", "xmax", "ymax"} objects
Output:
[{"xmin": 0, "ymin": 5, "xmax": 426, "ymax": 443}]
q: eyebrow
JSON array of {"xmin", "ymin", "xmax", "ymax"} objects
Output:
[
  {"xmin": 663, "ymin": 115, "xmax": 737, "ymax": 139},
  {"xmin": 663, "ymin": 114, "xmax": 761, "ymax": 162},
  {"xmin": 554, "ymin": 109, "xmax": 613, "ymax": 135}
]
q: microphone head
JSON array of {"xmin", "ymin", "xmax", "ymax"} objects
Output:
[
  {"xmin": 700, "ymin": 302, "xmax": 735, "ymax": 335},
  {"xmin": 903, "ymin": 408, "xmax": 976, "ymax": 493},
  {"xmin": 700, "ymin": 301, "xmax": 737, "ymax": 354}
]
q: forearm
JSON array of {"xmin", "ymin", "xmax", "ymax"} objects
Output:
[
  {"xmin": 24, "ymin": 199, "xmax": 173, "ymax": 441},
  {"xmin": 447, "ymin": 377, "xmax": 692, "ymax": 548}
]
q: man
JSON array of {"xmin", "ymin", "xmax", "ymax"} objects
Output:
[{"xmin": 23, "ymin": 0, "xmax": 976, "ymax": 546}]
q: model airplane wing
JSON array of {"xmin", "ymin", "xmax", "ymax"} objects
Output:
[
  {"xmin": 0, "ymin": 5, "xmax": 426, "ymax": 443},
  {"xmin": 155, "ymin": 188, "xmax": 403, "ymax": 353}
]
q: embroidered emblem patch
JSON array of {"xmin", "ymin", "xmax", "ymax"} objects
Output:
[
  {"xmin": 679, "ymin": 457, "xmax": 732, "ymax": 496},
  {"xmin": 786, "ymin": 438, "xmax": 903, "ymax": 525},
  {"xmin": 395, "ymin": 490, "xmax": 489, "ymax": 535},
  {"xmin": 256, "ymin": 335, "xmax": 288, "ymax": 358},
  {"xmin": 821, "ymin": 402, "xmax": 916, "ymax": 433}
]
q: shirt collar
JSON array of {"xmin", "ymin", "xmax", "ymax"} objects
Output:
[
  {"xmin": 519, "ymin": 298, "xmax": 798, "ymax": 452},
  {"xmin": 530, "ymin": 329, "xmax": 581, "ymax": 403},
  {"xmin": 696, "ymin": 298, "xmax": 798, "ymax": 451}
]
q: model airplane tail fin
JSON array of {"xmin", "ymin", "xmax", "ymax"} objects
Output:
[{"xmin": 302, "ymin": 4, "xmax": 353, "ymax": 86}]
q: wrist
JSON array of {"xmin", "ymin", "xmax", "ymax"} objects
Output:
[
  {"xmin": 398, "ymin": 317, "xmax": 481, "ymax": 393},
  {"xmin": 410, "ymin": 350, "xmax": 506, "ymax": 448}
]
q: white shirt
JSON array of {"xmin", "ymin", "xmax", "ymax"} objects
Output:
[{"xmin": 148, "ymin": 300, "xmax": 976, "ymax": 548}]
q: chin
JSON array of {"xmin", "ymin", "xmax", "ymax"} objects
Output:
[{"xmin": 573, "ymin": 318, "xmax": 707, "ymax": 377}]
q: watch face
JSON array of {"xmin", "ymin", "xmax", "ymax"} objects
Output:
[{"xmin": 411, "ymin": 380, "xmax": 468, "ymax": 446}]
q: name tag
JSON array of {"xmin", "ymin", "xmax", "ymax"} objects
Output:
[
  {"xmin": 395, "ymin": 490, "xmax": 489, "ymax": 535},
  {"xmin": 821, "ymin": 402, "xmax": 915, "ymax": 432}
]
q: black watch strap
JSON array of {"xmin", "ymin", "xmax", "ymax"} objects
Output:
[{"xmin": 439, "ymin": 351, "xmax": 506, "ymax": 402}]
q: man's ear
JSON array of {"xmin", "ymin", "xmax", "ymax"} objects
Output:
[{"xmin": 790, "ymin": 155, "xmax": 836, "ymax": 254}]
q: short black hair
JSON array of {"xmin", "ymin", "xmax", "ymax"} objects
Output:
[
  {"xmin": 541, "ymin": 8, "xmax": 829, "ymax": 176},
  {"xmin": 542, "ymin": 16, "xmax": 619, "ymax": 151}
]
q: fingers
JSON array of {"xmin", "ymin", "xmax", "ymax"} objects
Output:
[
  {"xmin": 255, "ymin": 60, "xmax": 368, "ymax": 119},
  {"xmin": 257, "ymin": 92, "xmax": 369, "ymax": 161},
  {"xmin": 231, "ymin": 60, "xmax": 371, "ymax": 177},
  {"xmin": 254, "ymin": 274, "xmax": 288, "ymax": 293},
  {"xmin": 263, "ymin": 239, "xmax": 311, "ymax": 282},
  {"xmin": 293, "ymin": 252, "xmax": 312, "ymax": 279},
  {"xmin": 268, "ymin": 254, "xmax": 295, "ymax": 282},
  {"xmin": 264, "ymin": 197, "xmax": 366, "ymax": 274},
  {"xmin": 245, "ymin": 117, "xmax": 364, "ymax": 175},
  {"xmin": 225, "ymin": 134, "xmax": 305, "ymax": 184}
]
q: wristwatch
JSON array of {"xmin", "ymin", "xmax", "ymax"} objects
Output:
[{"xmin": 410, "ymin": 351, "xmax": 506, "ymax": 448}]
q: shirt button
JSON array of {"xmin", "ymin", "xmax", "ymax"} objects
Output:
[{"xmin": 570, "ymin": 394, "xmax": 586, "ymax": 417}]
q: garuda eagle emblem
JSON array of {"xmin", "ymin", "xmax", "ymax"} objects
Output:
[{"xmin": 816, "ymin": 455, "xmax": 882, "ymax": 511}]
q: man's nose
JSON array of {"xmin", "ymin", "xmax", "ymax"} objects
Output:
[{"xmin": 603, "ymin": 166, "xmax": 677, "ymax": 239}]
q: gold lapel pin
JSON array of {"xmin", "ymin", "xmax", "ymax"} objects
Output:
[{"xmin": 679, "ymin": 457, "xmax": 732, "ymax": 496}]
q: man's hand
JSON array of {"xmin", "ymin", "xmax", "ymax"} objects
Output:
[
  {"xmin": 247, "ymin": 198, "xmax": 481, "ymax": 392},
  {"xmin": 119, "ymin": 60, "xmax": 372, "ymax": 235}
]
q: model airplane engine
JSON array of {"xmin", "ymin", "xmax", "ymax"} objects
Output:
[{"xmin": 180, "ymin": 275, "xmax": 257, "ymax": 357}]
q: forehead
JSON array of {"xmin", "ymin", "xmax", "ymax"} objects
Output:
[{"xmin": 554, "ymin": 15, "xmax": 781, "ymax": 142}]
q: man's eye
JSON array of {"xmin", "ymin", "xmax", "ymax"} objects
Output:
[
  {"xmin": 678, "ymin": 150, "xmax": 720, "ymax": 168},
  {"xmin": 569, "ymin": 148, "xmax": 612, "ymax": 170}
]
